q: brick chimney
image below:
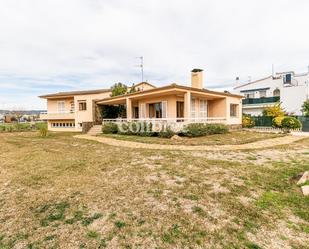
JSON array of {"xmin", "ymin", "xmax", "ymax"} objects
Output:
[{"xmin": 191, "ymin": 69, "xmax": 203, "ymax": 89}]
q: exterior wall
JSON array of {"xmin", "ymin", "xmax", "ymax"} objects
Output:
[
  {"xmin": 226, "ymin": 96, "xmax": 242, "ymax": 125},
  {"xmin": 208, "ymin": 98, "xmax": 226, "ymax": 117},
  {"xmin": 47, "ymin": 98, "xmax": 74, "ymax": 113},
  {"xmin": 74, "ymin": 92, "xmax": 111, "ymax": 131},
  {"xmin": 281, "ymin": 85, "xmax": 309, "ymax": 115}
]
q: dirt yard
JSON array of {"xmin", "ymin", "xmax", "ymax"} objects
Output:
[{"xmin": 0, "ymin": 132, "xmax": 308, "ymax": 249}]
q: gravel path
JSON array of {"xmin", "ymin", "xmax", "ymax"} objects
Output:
[{"xmin": 74, "ymin": 134, "xmax": 306, "ymax": 151}]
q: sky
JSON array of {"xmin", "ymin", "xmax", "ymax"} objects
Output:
[{"xmin": 1, "ymin": 0, "xmax": 309, "ymax": 110}]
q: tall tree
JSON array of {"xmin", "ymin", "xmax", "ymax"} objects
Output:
[
  {"xmin": 301, "ymin": 99, "xmax": 309, "ymax": 117},
  {"xmin": 111, "ymin": 82, "xmax": 127, "ymax": 97}
]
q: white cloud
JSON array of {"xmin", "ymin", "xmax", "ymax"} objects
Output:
[{"xmin": 0, "ymin": 0, "xmax": 309, "ymax": 109}]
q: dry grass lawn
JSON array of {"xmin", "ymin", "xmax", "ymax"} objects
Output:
[{"xmin": 0, "ymin": 132, "xmax": 308, "ymax": 249}]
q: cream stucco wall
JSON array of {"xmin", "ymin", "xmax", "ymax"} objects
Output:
[{"xmin": 47, "ymin": 98, "xmax": 74, "ymax": 113}]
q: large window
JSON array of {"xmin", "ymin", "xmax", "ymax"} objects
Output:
[
  {"xmin": 191, "ymin": 98, "xmax": 196, "ymax": 118},
  {"xmin": 149, "ymin": 102, "xmax": 162, "ymax": 118},
  {"xmin": 199, "ymin": 100, "xmax": 208, "ymax": 118},
  {"xmin": 78, "ymin": 101, "xmax": 87, "ymax": 111},
  {"xmin": 230, "ymin": 104, "xmax": 238, "ymax": 117},
  {"xmin": 57, "ymin": 101, "xmax": 65, "ymax": 113},
  {"xmin": 244, "ymin": 92, "xmax": 255, "ymax": 99}
]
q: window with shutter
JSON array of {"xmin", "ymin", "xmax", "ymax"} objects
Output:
[
  {"xmin": 191, "ymin": 98, "xmax": 196, "ymax": 118},
  {"xmin": 162, "ymin": 101, "xmax": 167, "ymax": 118},
  {"xmin": 199, "ymin": 100, "xmax": 208, "ymax": 118}
]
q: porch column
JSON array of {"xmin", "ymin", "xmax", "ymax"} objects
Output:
[
  {"xmin": 126, "ymin": 98, "xmax": 132, "ymax": 121},
  {"xmin": 184, "ymin": 91, "xmax": 191, "ymax": 120}
]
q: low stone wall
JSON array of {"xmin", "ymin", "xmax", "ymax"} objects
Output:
[{"xmin": 82, "ymin": 122, "xmax": 94, "ymax": 133}]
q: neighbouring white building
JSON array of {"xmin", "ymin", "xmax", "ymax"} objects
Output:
[{"xmin": 234, "ymin": 70, "xmax": 309, "ymax": 116}]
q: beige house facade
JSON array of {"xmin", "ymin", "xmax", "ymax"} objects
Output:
[
  {"xmin": 40, "ymin": 90, "xmax": 111, "ymax": 131},
  {"xmin": 39, "ymin": 69, "xmax": 243, "ymax": 132}
]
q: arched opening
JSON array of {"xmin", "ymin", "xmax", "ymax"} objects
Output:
[{"xmin": 273, "ymin": 88, "xmax": 280, "ymax": 97}]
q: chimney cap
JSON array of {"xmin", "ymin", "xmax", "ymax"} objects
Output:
[{"xmin": 191, "ymin": 68, "xmax": 203, "ymax": 73}]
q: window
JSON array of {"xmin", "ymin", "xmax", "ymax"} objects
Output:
[
  {"xmin": 57, "ymin": 101, "xmax": 65, "ymax": 113},
  {"xmin": 162, "ymin": 101, "xmax": 167, "ymax": 118},
  {"xmin": 284, "ymin": 73, "xmax": 292, "ymax": 84},
  {"xmin": 244, "ymin": 92, "xmax": 254, "ymax": 99},
  {"xmin": 52, "ymin": 122, "xmax": 75, "ymax": 128},
  {"xmin": 70, "ymin": 101, "xmax": 75, "ymax": 113},
  {"xmin": 259, "ymin": 90, "xmax": 267, "ymax": 98},
  {"xmin": 230, "ymin": 104, "xmax": 238, "ymax": 117},
  {"xmin": 199, "ymin": 100, "xmax": 208, "ymax": 118},
  {"xmin": 134, "ymin": 106, "xmax": 139, "ymax": 119},
  {"xmin": 273, "ymin": 88, "xmax": 280, "ymax": 97},
  {"xmin": 191, "ymin": 98, "xmax": 196, "ymax": 118},
  {"xmin": 149, "ymin": 102, "xmax": 162, "ymax": 118},
  {"xmin": 78, "ymin": 101, "xmax": 87, "ymax": 111}
]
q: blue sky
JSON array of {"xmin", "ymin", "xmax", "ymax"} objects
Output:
[{"xmin": 1, "ymin": 0, "xmax": 309, "ymax": 110}]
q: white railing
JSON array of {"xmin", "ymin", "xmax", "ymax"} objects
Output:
[
  {"xmin": 102, "ymin": 117, "xmax": 226, "ymax": 124},
  {"xmin": 40, "ymin": 111, "xmax": 74, "ymax": 114},
  {"xmin": 40, "ymin": 111, "xmax": 75, "ymax": 120}
]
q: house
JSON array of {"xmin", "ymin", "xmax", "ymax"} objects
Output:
[
  {"xmin": 39, "ymin": 69, "xmax": 243, "ymax": 132},
  {"xmin": 39, "ymin": 89, "xmax": 111, "ymax": 131},
  {"xmin": 234, "ymin": 70, "xmax": 309, "ymax": 116}
]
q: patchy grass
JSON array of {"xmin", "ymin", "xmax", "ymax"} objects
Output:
[
  {"xmin": 0, "ymin": 132, "xmax": 308, "ymax": 248},
  {"xmin": 101, "ymin": 130, "xmax": 285, "ymax": 146}
]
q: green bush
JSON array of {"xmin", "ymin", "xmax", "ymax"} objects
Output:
[
  {"xmin": 0, "ymin": 125, "xmax": 6, "ymax": 132},
  {"xmin": 39, "ymin": 125, "xmax": 48, "ymax": 137},
  {"xmin": 158, "ymin": 126, "xmax": 175, "ymax": 138},
  {"xmin": 242, "ymin": 115, "xmax": 255, "ymax": 128},
  {"xmin": 281, "ymin": 117, "xmax": 301, "ymax": 130},
  {"xmin": 102, "ymin": 122, "xmax": 118, "ymax": 134},
  {"xmin": 272, "ymin": 116, "xmax": 285, "ymax": 128},
  {"xmin": 35, "ymin": 122, "xmax": 47, "ymax": 130},
  {"xmin": 183, "ymin": 123, "xmax": 228, "ymax": 137}
]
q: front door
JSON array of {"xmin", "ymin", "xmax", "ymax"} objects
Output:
[{"xmin": 177, "ymin": 101, "xmax": 184, "ymax": 120}]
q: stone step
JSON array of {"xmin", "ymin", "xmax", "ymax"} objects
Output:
[{"xmin": 87, "ymin": 125, "xmax": 102, "ymax": 135}]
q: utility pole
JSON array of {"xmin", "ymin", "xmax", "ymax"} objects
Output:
[
  {"xmin": 136, "ymin": 56, "xmax": 144, "ymax": 82},
  {"xmin": 272, "ymin": 64, "xmax": 275, "ymax": 77}
]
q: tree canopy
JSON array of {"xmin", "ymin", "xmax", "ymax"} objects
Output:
[
  {"xmin": 301, "ymin": 99, "xmax": 309, "ymax": 117},
  {"xmin": 111, "ymin": 82, "xmax": 128, "ymax": 97}
]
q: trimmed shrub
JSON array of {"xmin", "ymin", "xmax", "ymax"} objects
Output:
[
  {"xmin": 183, "ymin": 123, "xmax": 228, "ymax": 137},
  {"xmin": 158, "ymin": 126, "xmax": 175, "ymax": 138},
  {"xmin": 39, "ymin": 125, "xmax": 48, "ymax": 137},
  {"xmin": 242, "ymin": 116, "xmax": 255, "ymax": 128},
  {"xmin": 281, "ymin": 117, "xmax": 301, "ymax": 130},
  {"xmin": 35, "ymin": 122, "xmax": 47, "ymax": 130},
  {"xmin": 102, "ymin": 122, "xmax": 118, "ymax": 134},
  {"xmin": 272, "ymin": 116, "xmax": 285, "ymax": 128}
]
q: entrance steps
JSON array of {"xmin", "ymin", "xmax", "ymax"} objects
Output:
[{"xmin": 87, "ymin": 125, "xmax": 102, "ymax": 136}]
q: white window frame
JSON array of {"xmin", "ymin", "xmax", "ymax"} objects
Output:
[
  {"xmin": 57, "ymin": 101, "xmax": 65, "ymax": 113},
  {"xmin": 191, "ymin": 98, "xmax": 196, "ymax": 118},
  {"xmin": 162, "ymin": 101, "xmax": 168, "ymax": 119},
  {"xmin": 199, "ymin": 99, "xmax": 208, "ymax": 118}
]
